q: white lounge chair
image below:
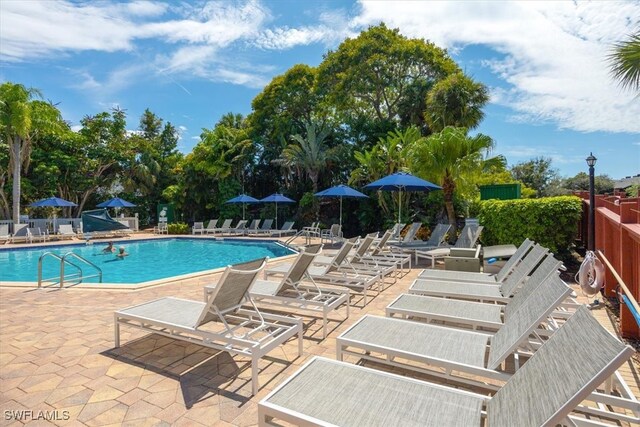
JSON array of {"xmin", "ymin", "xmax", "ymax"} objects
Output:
[
  {"xmin": 0, "ymin": 224, "xmax": 10, "ymax": 243},
  {"xmin": 10, "ymin": 224, "xmax": 30, "ymax": 243},
  {"xmin": 246, "ymin": 219, "xmax": 261, "ymax": 235},
  {"xmin": 390, "ymin": 222, "xmax": 450, "ymax": 249},
  {"xmin": 250, "ymin": 219, "xmax": 274, "ymax": 235},
  {"xmin": 58, "ymin": 224, "xmax": 77, "ymax": 240},
  {"xmin": 259, "ymin": 307, "xmax": 638, "ymax": 426},
  {"xmin": 388, "ymin": 222, "xmax": 421, "ymax": 245},
  {"xmin": 28, "ymin": 227, "xmax": 48, "ymax": 243},
  {"xmin": 415, "ymin": 224, "xmax": 484, "ymax": 267},
  {"xmin": 268, "ymin": 221, "xmax": 297, "ymax": 237},
  {"xmin": 192, "ymin": 221, "xmax": 205, "ymax": 235},
  {"xmin": 409, "ymin": 244, "xmax": 554, "ymax": 304},
  {"xmin": 204, "ymin": 245, "xmax": 349, "ymax": 339},
  {"xmin": 211, "ymin": 219, "xmax": 233, "ymax": 235},
  {"xmin": 226, "ymin": 219, "xmax": 248, "ymax": 235},
  {"xmin": 265, "ymin": 239, "xmax": 383, "ymax": 306},
  {"xmin": 204, "ymin": 219, "xmax": 219, "ymax": 234},
  {"xmin": 302, "ymin": 222, "xmax": 321, "ymax": 239},
  {"xmin": 338, "ymin": 274, "xmax": 580, "ymax": 388},
  {"xmin": 114, "ymin": 258, "xmax": 303, "ymax": 395},
  {"xmin": 320, "ymin": 224, "xmax": 342, "ymax": 244}
]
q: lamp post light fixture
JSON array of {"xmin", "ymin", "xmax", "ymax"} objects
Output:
[{"xmin": 586, "ymin": 152, "xmax": 597, "ymax": 251}]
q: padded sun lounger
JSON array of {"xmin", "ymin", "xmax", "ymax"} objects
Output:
[
  {"xmin": 115, "ymin": 258, "xmax": 303, "ymax": 395},
  {"xmin": 417, "ymin": 238, "xmax": 534, "ymax": 284},
  {"xmin": 387, "ymin": 272, "xmax": 572, "ymax": 331},
  {"xmin": 338, "ymin": 272, "xmax": 572, "ymax": 387},
  {"xmin": 409, "ymin": 244, "xmax": 554, "ymax": 303},
  {"xmin": 205, "ymin": 245, "xmax": 349, "ymax": 339},
  {"xmin": 259, "ymin": 307, "xmax": 638, "ymax": 426}
]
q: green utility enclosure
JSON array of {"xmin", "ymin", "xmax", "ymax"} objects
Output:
[{"xmin": 479, "ymin": 183, "xmax": 521, "ymax": 200}]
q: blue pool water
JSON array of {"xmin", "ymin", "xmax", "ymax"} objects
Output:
[{"xmin": 0, "ymin": 238, "xmax": 294, "ymax": 284}]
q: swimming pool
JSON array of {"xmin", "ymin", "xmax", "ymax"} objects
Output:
[{"xmin": 0, "ymin": 238, "xmax": 295, "ymax": 285}]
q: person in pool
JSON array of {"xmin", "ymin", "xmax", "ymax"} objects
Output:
[
  {"xmin": 102, "ymin": 242, "xmax": 115, "ymax": 254},
  {"xmin": 116, "ymin": 247, "xmax": 129, "ymax": 259}
]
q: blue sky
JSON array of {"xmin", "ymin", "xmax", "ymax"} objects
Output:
[{"xmin": 1, "ymin": 0, "xmax": 639, "ymax": 178}]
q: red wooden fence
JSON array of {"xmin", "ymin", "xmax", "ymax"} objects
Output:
[{"xmin": 577, "ymin": 191, "xmax": 640, "ymax": 338}]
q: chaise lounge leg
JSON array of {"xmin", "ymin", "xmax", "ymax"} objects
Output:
[
  {"xmin": 114, "ymin": 315, "xmax": 120, "ymax": 347},
  {"xmin": 252, "ymin": 356, "xmax": 259, "ymax": 395}
]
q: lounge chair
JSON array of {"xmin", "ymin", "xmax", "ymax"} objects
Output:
[
  {"xmin": 320, "ymin": 224, "xmax": 342, "ymax": 244},
  {"xmin": 388, "ymin": 222, "xmax": 421, "ymax": 245},
  {"xmin": 258, "ymin": 307, "xmax": 638, "ymax": 426},
  {"xmin": 388, "ymin": 222, "xmax": 406, "ymax": 241},
  {"xmin": 338, "ymin": 274, "xmax": 579, "ymax": 387},
  {"xmin": 114, "ymin": 258, "xmax": 303, "ymax": 395},
  {"xmin": 192, "ymin": 221, "xmax": 205, "ymax": 235},
  {"xmin": 116, "ymin": 220, "xmax": 132, "ymax": 236},
  {"xmin": 350, "ymin": 233, "xmax": 410, "ymax": 276},
  {"xmin": 204, "ymin": 245, "xmax": 349, "ymax": 339},
  {"xmin": 390, "ymin": 222, "xmax": 450, "ymax": 249},
  {"xmin": 409, "ymin": 245, "xmax": 555, "ymax": 304},
  {"xmin": 10, "ymin": 224, "xmax": 30, "ymax": 243},
  {"xmin": 211, "ymin": 219, "xmax": 233, "ymax": 235},
  {"xmin": 204, "ymin": 219, "xmax": 219, "ymax": 234},
  {"xmin": 28, "ymin": 227, "xmax": 48, "ymax": 243},
  {"xmin": 58, "ymin": 224, "xmax": 77, "ymax": 240},
  {"xmin": 226, "ymin": 219, "xmax": 248, "ymax": 235},
  {"xmin": 417, "ymin": 238, "xmax": 534, "ymax": 284},
  {"xmin": 0, "ymin": 224, "xmax": 10, "ymax": 243},
  {"xmin": 364, "ymin": 229, "xmax": 414, "ymax": 270},
  {"xmin": 250, "ymin": 219, "xmax": 274, "ymax": 235},
  {"xmin": 245, "ymin": 219, "xmax": 261, "ymax": 235},
  {"xmin": 415, "ymin": 224, "xmax": 484, "ymax": 267},
  {"xmin": 388, "ymin": 268, "xmax": 576, "ymax": 331},
  {"xmin": 265, "ymin": 239, "xmax": 382, "ymax": 306},
  {"xmin": 302, "ymin": 222, "xmax": 320, "ymax": 239},
  {"xmin": 268, "ymin": 221, "xmax": 297, "ymax": 237}
]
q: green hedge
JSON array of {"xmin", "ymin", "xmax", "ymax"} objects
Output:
[
  {"xmin": 477, "ymin": 196, "xmax": 582, "ymax": 253},
  {"xmin": 167, "ymin": 222, "xmax": 190, "ymax": 234}
]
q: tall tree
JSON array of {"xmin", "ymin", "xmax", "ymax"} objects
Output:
[
  {"xmin": 510, "ymin": 157, "xmax": 559, "ymax": 197},
  {"xmin": 424, "ymin": 73, "xmax": 489, "ymax": 132},
  {"xmin": 608, "ymin": 31, "xmax": 640, "ymax": 93},
  {"xmin": 408, "ymin": 126, "xmax": 502, "ymax": 235},
  {"xmin": 0, "ymin": 82, "xmax": 64, "ymax": 222}
]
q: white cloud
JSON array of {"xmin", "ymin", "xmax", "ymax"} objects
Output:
[
  {"xmin": 353, "ymin": 0, "xmax": 640, "ymax": 134},
  {"xmin": 502, "ymin": 145, "xmax": 588, "ymax": 167}
]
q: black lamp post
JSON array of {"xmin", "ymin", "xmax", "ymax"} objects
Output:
[{"xmin": 586, "ymin": 153, "xmax": 597, "ymax": 251}]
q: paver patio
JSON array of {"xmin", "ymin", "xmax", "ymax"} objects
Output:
[{"xmin": 1, "ymin": 235, "xmax": 638, "ymax": 426}]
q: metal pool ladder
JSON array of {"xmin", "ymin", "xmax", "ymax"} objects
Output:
[{"xmin": 37, "ymin": 251, "xmax": 103, "ymax": 288}]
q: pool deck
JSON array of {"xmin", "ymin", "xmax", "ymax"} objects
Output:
[{"xmin": 1, "ymin": 233, "xmax": 638, "ymax": 426}]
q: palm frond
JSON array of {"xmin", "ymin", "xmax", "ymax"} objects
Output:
[{"xmin": 608, "ymin": 32, "xmax": 640, "ymax": 93}]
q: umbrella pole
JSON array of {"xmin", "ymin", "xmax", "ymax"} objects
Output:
[
  {"xmin": 398, "ymin": 190, "xmax": 402, "ymax": 224},
  {"xmin": 275, "ymin": 201, "xmax": 278, "ymax": 229},
  {"xmin": 340, "ymin": 196, "xmax": 343, "ymax": 228},
  {"xmin": 243, "ymin": 203, "xmax": 246, "ymax": 221}
]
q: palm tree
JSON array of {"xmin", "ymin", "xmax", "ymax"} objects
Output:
[
  {"xmin": 0, "ymin": 83, "xmax": 64, "ymax": 223},
  {"xmin": 275, "ymin": 121, "xmax": 332, "ymax": 219},
  {"xmin": 407, "ymin": 126, "xmax": 504, "ymax": 236},
  {"xmin": 608, "ymin": 31, "xmax": 640, "ymax": 93}
]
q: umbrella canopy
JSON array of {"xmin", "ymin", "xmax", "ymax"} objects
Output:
[
  {"xmin": 259, "ymin": 193, "xmax": 295, "ymax": 229},
  {"xmin": 97, "ymin": 197, "xmax": 136, "ymax": 208},
  {"xmin": 363, "ymin": 172, "xmax": 441, "ymax": 223},
  {"xmin": 30, "ymin": 196, "xmax": 77, "ymax": 207},
  {"xmin": 225, "ymin": 194, "xmax": 260, "ymax": 220},
  {"xmin": 314, "ymin": 184, "xmax": 368, "ymax": 227}
]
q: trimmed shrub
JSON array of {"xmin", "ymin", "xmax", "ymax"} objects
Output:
[
  {"xmin": 167, "ymin": 222, "xmax": 190, "ymax": 234},
  {"xmin": 478, "ymin": 196, "xmax": 582, "ymax": 253}
]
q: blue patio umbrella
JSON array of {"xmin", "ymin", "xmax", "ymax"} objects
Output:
[
  {"xmin": 30, "ymin": 197, "xmax": 78, "ymax": 231},
  {"xmin": 225, "ymin": 194, "xmax": 259, "ymax": 220},
  {"xmin": 259, "ymin": 193, "xmax": 295, "ymax": 229},
  {"xmin": 314, "ymin": 184, "xmax": 368, "ymax": 227},
  {"xmin": 97, "ymin": 197, "xmax": 136, "ymax": 208},
  {"xmin": 363, "ymin": 172, "xmax": 441, "ymax": 223}
]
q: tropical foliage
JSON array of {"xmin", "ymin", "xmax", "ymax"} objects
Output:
[{"xmin": 608, "ymin": 31, "xmax": 640, "ymax": 93}]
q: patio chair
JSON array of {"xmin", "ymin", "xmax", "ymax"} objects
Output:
[
  {"xmin": 268, "ymin": 221, "xmax": 297, "ymax": 237},
  {"xmin": 192, "ymin": 221, "xmax": 205, "ymax": 235},
  {"xmin": 28, "ymin": 227, "xmax": 48, "ymax": 243},
  {"xmin": 211, "ymin": 219, "xmax": 233, "ymax": 235},
  {"xmin": 204, "ymin": 219, "xmax": 219, "ymax": 234},
  {"xmin": 387, "ymin": 268, "xmax": 576, "ymax": 331},
  {"xmin": 226, "ymin": 219, "xmax": 248, "ymax": 235},
  {"xmin": 153, "ymin": 221, "xmax": 168, "ymax": 235},
  {"xmin": 249, "ymin": 219, "xmax": 274, "ymax": 235},
  {"xmin": 415, "ymin": 224, "xmax": 484, "ymax": 267},
  {"xmin": 0, "ymin": 224, "xmax": 10, "ymax": 243},
  {"xmin": 265, "ymin": 238, "xmax": 383, "ymax": 306},
  {"xmin": 114, "ymin": 258, "xmax": 303, "ymax": 395},
  {"xmin": 320, "ymin": 224, "xmax": 342, "ymax": 244},
  {"xmin": 258, "ymin": 307, "xmax": 638, "ymax": 426},
  {"xmin": 416, "ymin": 238, "xmax": 534, "ymax": 284},
  {"xmin": 58, "ymin": 224, "xmax": 77, "ymax": 240},
  {"xmin": 337, "ymin": 273, "xmax": 580, "ymax": 388},
  {"xmin": 245, "ymin": 219, "xmax": 261, "ymax": 234},
  {"xmin": 204, "ymin": 245, "xmax": 349, "ymax": 339},
  {"xmin": 409, "ymin": 246, "xmax": 556, "ymax": 304},
  {"xmin": 302, "ymin": 222, "xmax": 320, "ymax": 239}
]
